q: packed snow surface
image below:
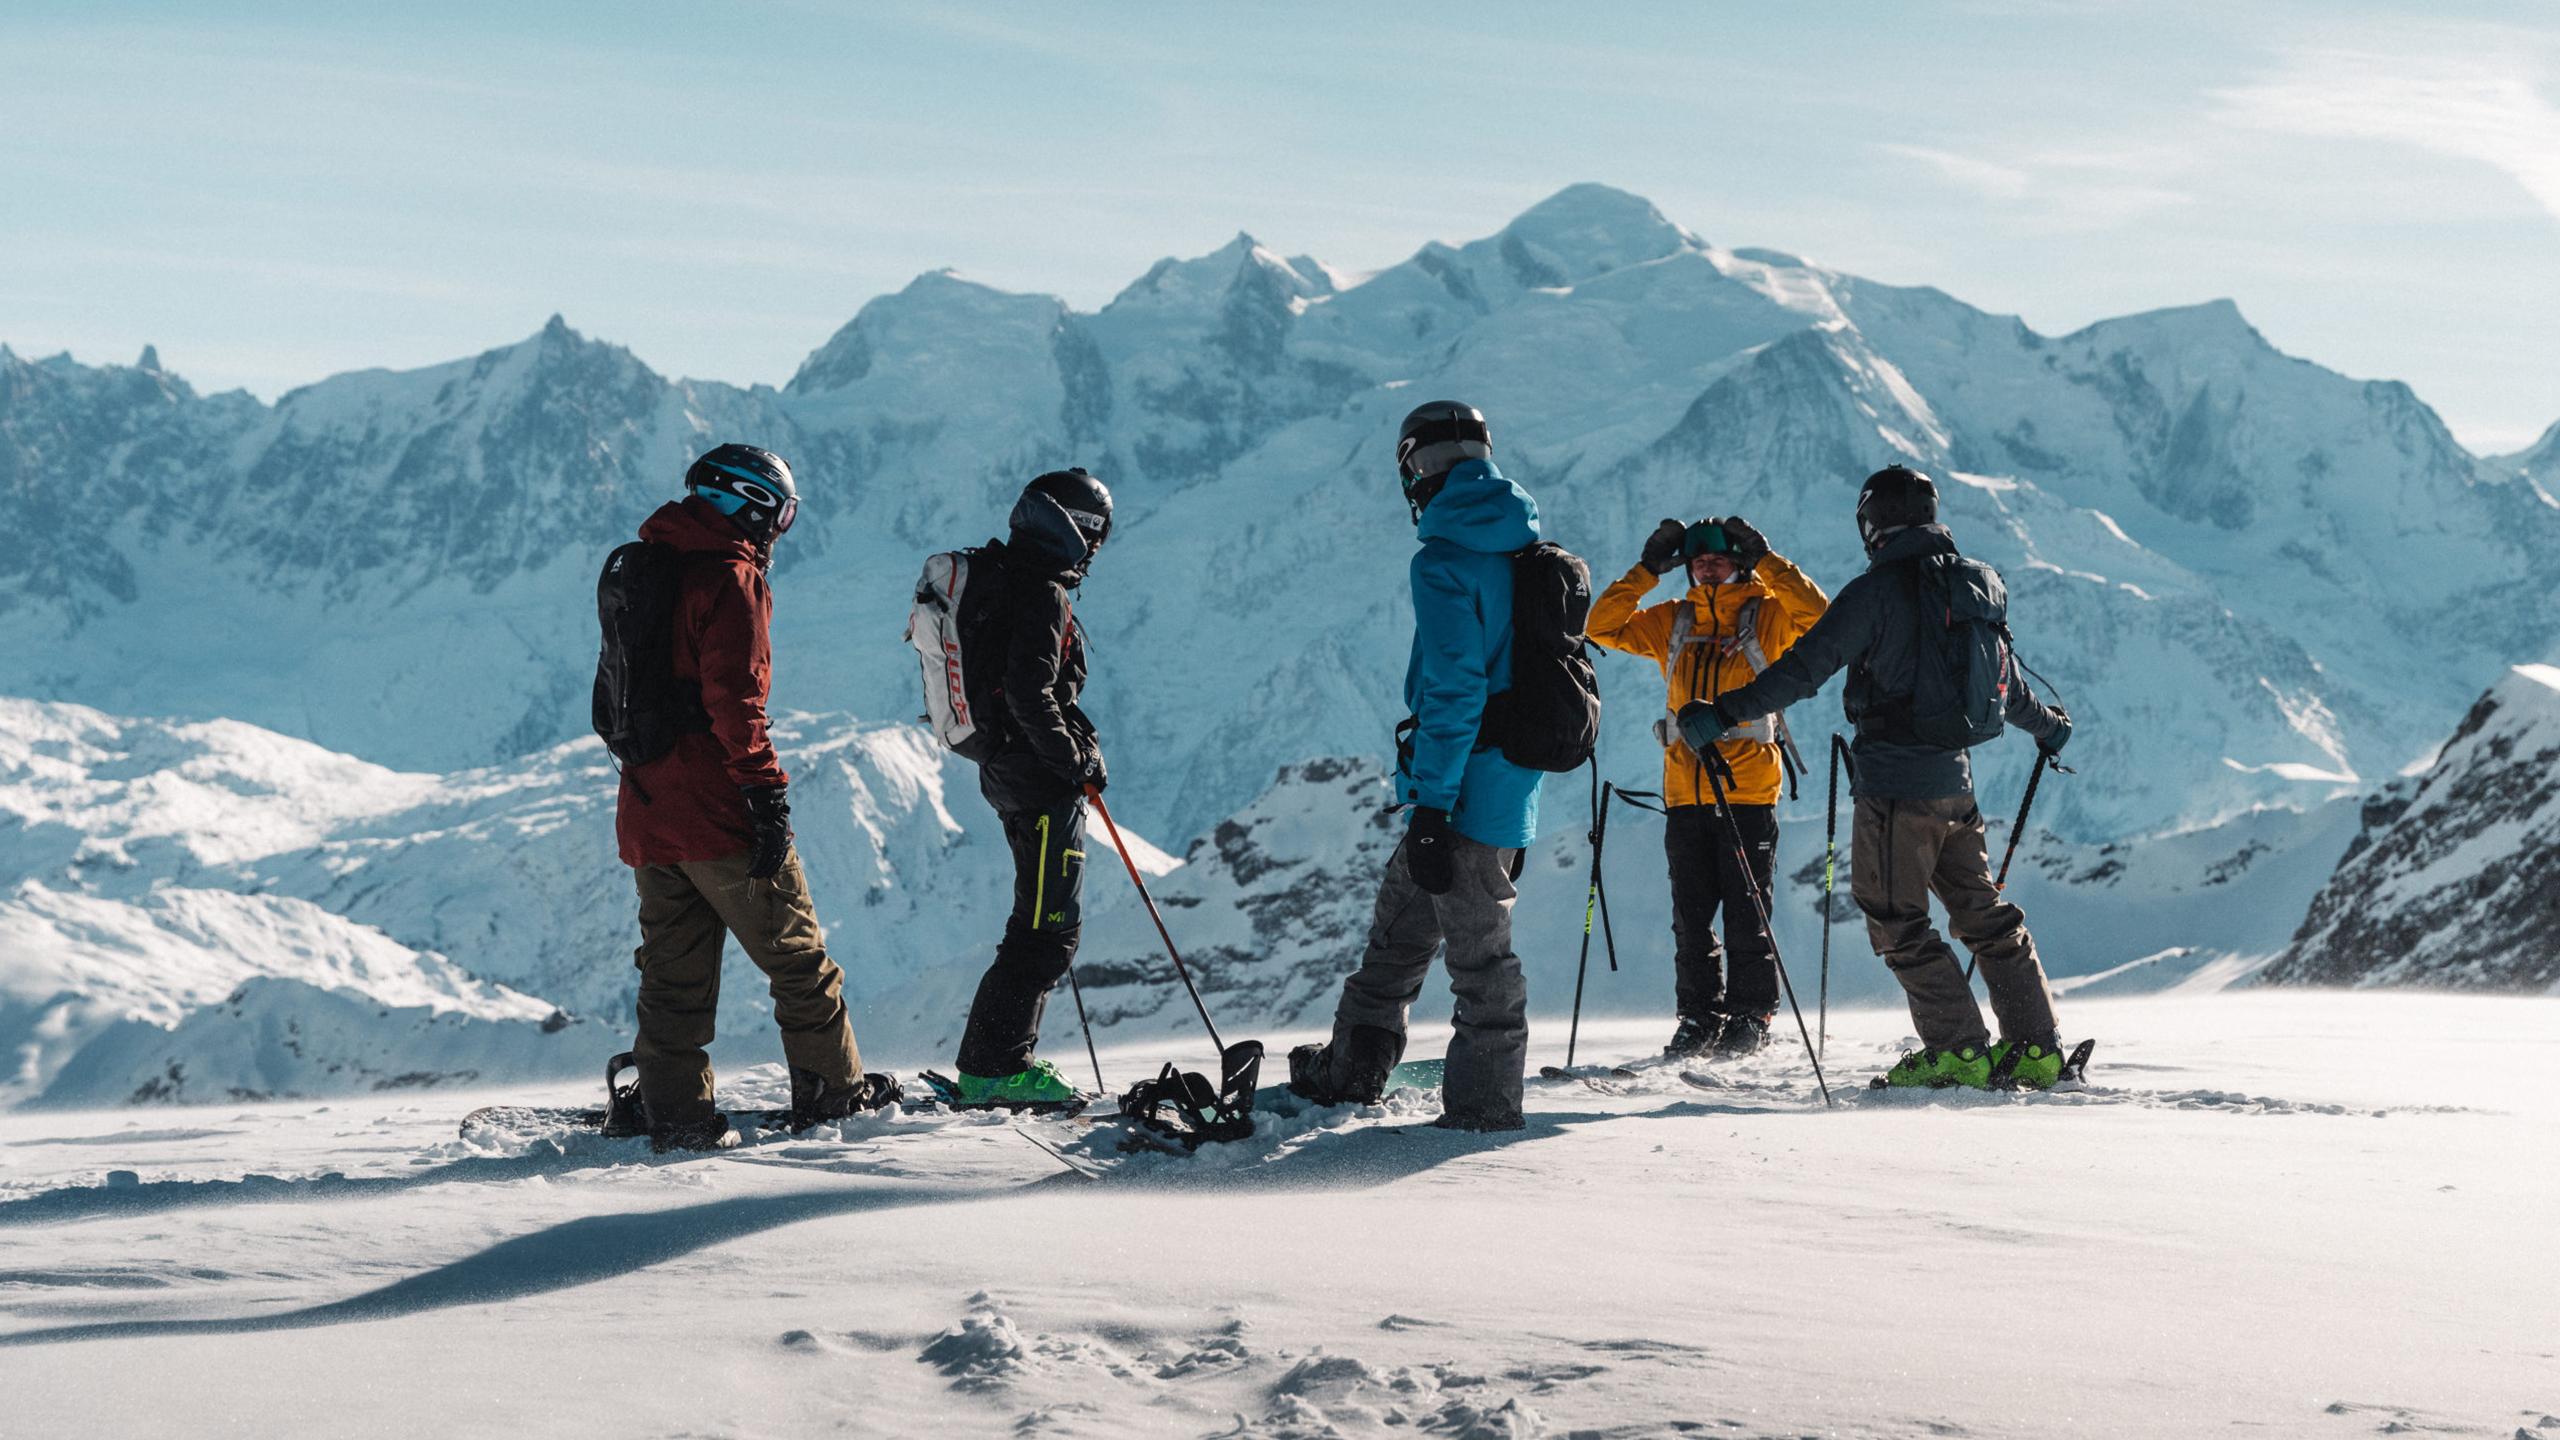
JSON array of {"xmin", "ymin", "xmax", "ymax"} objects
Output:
[{"xmin": 3, "ymin": 993, "xmax": 2551, "ymax": 1437}]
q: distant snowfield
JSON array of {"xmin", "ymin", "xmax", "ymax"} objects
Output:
[{"xmin": 5, "ymin": 992, "xmax": 2551, "ymax": 1438}]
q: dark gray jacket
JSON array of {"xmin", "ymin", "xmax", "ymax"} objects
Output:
[{"xmin": 1714, "ymin": 525, "xmax": 2062, "ymax": 799}]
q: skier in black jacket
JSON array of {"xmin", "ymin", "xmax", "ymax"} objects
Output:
[
  {"xmin": 951, "ymin": 468, "xmax": 1112, "ymax": 1106},
  {"xmin": 1680, "ymin": 466, "xmax": 2078, "ymax": 1089}
]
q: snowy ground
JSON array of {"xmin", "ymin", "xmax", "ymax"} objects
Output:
[{"xmin": 2, "ymin": 992, "xmax": 2553, "ymax": 1439}]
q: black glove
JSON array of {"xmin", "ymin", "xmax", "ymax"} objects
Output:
[
  {"xmin": 1078, "ymin": 747, "xmax": 1107, "ymax": 794},
  {"xmin": 1640, "ymin": 518, "xmax": 1687, "ymax": 575},
  {"xmin": 1405, "ymin": 806, "xmax": 1456, "ymax": 895},
  {"xmin": 1718, "ymin": 514, "xmax": 1770, "ymax": 570},
  {"xmin": 1676, "ymin": 699, "xmax": 1732, "ymax": 752},
  {"xmin": 741, "ymin": 784, "xmax": 793, "ymax": 879},
  {"xmin": 2037, "ymin": 707, "xmax": 2072, "ymax": 758}
]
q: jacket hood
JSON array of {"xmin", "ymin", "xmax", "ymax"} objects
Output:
[
  {"xmin": 1866, "ymin": 523, "xmax": 1957, "ymax": 568},
  {"xmin": 1415, "ymin": 459, "xmax": 1539, "ymax": 553},
  {"xmin": 640, "ymin": 497, "xmax": 763, "ymax": 563},
  {"xmin": 1006, "ymin": 490, "xmax": 1095, "ymax": 578}
]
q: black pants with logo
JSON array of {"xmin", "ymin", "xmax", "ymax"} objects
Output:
[
  {"xmin": 956, "ymin": 796, "xmax": 1088, "ymax": 1078},
  {"xmin": 1664, "ymin": 801, "xmax": 1779, "ymax": 1020}
]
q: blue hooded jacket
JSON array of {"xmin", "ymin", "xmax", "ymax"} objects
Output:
[{"xmin": 1396, "ymin": 458, "xmax": 1544, "ymax": 849}]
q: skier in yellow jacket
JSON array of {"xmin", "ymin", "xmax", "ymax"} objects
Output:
[{"xmin": 1587, "ymin": 515, "xmax": 1828, "ymax": 1058}]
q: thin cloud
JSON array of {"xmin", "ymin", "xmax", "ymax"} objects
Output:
[
  {"xmin": 2216, "ymin": 48, "xmax": 2560, "ymax": 225},
  {"xmin": 1877, "ymin": 142, "xmax": 2192, "ymax": 231},
  {"xmin": 1881, "ymin": 143, "xmax": 2033, "ymax": 199}
]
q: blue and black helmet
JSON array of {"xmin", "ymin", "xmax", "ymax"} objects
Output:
[{"xmin": 685, "ymin": 443, "xmax": 798, "ymax": 542}]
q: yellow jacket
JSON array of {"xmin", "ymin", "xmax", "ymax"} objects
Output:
[{"xmin": 1587, "ymin": 554, "xmax": 1830, "ymax": 807}]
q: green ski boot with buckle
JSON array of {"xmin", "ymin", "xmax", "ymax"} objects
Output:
[
  {"xmin": 1989, "ymin": 1038, "xmax": 2066, "ymax": 1090},
  {"xmin": 1871, "ymin": 1044, "xmax": 1994, "ymax": 1090},
  {"xmin": 952, "ymin": 1058, "xmax": 1081, "ymax": 1108}
]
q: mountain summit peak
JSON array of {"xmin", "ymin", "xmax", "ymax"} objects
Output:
[{"xmin": 1480, "ymin": 183, "xmax": 1695, "ymax": 288}]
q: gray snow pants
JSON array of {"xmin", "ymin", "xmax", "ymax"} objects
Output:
[
  {"xmin": 1325, "ymin": 828, "xmax": 1528, "ymax": 1125},
  {"xmin": 1851, "ymin": 794, "xmax": 2059, "ymax": 1051}
]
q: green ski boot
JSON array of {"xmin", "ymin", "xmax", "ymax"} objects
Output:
[
  {"xmin": 1871, "ymin": 1044, "xmax": 1994, "ymax": 1090},
  {"xmin": 1989, "ymin": 1039, "xmax": 2067, "ymax": 1090},
  {"xmin": 953, "ymin": 1059, "xmax": 1081, "ymax": 1108}
]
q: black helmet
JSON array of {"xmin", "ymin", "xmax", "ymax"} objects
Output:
[
  {"xmin": 1396, "ymin": 400, "xmax": 1492, "ymax": 520},
  {"xmin": 1009, "ymin": 466, "xmax": 1113, "ymax": 570},
  {"xmin": 685, "ymin": 443, "xmax": 799, "ymax": 543},
  {"xmin": 1856, "ymin": 465, "xmax": 1937, "ymax": 553}
]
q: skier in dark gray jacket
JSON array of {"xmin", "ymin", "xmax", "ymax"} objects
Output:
[{"xmin": 1679, "ymin": 466, "xmax": 2077, "ymax": 1089}]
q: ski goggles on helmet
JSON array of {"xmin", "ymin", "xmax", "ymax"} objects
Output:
[{"xmin": 694, "ymin": 472, "xmax": 797, "ymax": 536}]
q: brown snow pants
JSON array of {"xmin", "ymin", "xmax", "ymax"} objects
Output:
[
  {"xmin": 630, "ymin": 848, "xmax": 862, "ymax": 1123},
  {"xmin": 1851, "ymin": 794, "xmax": 2059, "ymax": 1051}
]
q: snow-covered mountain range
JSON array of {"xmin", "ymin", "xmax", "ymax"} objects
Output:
[
  {"xmin": 6, "ymin": 694, "xmax": 2365, "ymax": 1106},
  {"xmin": 9, "ymin": 184, "xmax": 2556, "ymax": 851},
  {"xmin": 7, "ymin": 183, "xmax": 2557, "ymax": 1103},
  {"xmin": 2264, "ymin": 664, "xmax": 2560, "ymax": 991}
]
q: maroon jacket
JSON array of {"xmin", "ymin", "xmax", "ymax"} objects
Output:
[{"xmin": 615, "ymin": 499, "xmax": 790, "ymax": 866}]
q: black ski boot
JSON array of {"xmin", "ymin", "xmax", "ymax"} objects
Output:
[
  {"xmin": 648, "ymin": 1108, "xmax": 737, "ymax": 1153},
  {"xmin": 1287, "ymin": 1024, "xmax": 1406, "ymax": 1105},
  {"xmin": 1710, "ymin": 1013, "xmax": 1772, "ymax": 1059},
  {"xmin": 788, "ymin": 1068, "xmax": 903, "ymax": 1129},
  {"xmin": 1662, "ymin": 1014, "xmax": 1719, "ymax": 1059}
]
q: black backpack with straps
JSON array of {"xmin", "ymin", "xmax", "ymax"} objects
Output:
[
  {"xmin": 1476, "ymin": 541, "xmax": 1602, "ymax": 773},
  {"xmin": 591, "ymin": 541, "xmax": 711, "ymax": 768}
]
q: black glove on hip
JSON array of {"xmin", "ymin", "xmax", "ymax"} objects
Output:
[
  {"xmin": 741, "ymin": 784, "xmax": 793, "ymax": 879},
  {"xmin": 1640, "ymin": 518, "xmax": 1687, "ymax": 575},
  {"xmin": 1406, "ymin": 806, "xmax": 1457, "ymax": 895}
]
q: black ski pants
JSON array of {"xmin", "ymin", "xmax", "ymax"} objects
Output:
[
  {"xmin": 956, "ymin": 795, "xmax": 1088, "ymax": 1078},
  {"xmin": 1665, "ymin": 801, "xmax": 1779, "ymax": 1020}
]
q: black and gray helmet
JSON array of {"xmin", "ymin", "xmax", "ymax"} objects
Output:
[
  {"xmin": 685, "ymin": 443, "xmax": 799, "ymax": 542},
  {"xmin": 1856, "ymin": 465, "xmax": 1938, "ymax": 553},
  {"xmin": 1395, "ymin": 400, "xmax": 1493, "ymax": 520},
  {"xmin": 1009, "ymin": 466, "xmax": 1113, "ymax": 570}
]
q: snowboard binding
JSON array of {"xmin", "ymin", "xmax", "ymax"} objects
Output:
[{"xmin": 1116, "ymin": 1040, "xmax": 1262, "ymax": 1152}]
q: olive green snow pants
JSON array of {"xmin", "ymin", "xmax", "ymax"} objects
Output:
[
  {"xmin": 1851, "ymin": 795, "xmax": 2059, "ymax": 1051},
  {"xmin": 630, "ymin": 848, "xmax": 862, "ymax": 1123}
]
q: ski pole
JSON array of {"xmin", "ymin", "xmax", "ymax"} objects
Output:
[
  {"xmin": 1085, "ymin": 786, "xmax": 1227, "ymax": 1055},
  {"xmin": 1700, "ymin": 751, "xmax": 1834, "ymax": 1108},
  {"xmin": 1969, "ymin": 751, "xmax": 2066, "ymax": 984},
  {"xmin": 1567, "ymin": 769, "xmax": 1613, "ymax": 1068},
  {"xmin": 1060, "ymin": 960, "xmax": 1107, "ymax": 1095},
  {"xmin": 1819, "ymin": 733, "xmax": 1851, "ymax": 1064},
  {"xmin": 1995, "ymin": 751, "xmax": 2051, "ymax": 892}
]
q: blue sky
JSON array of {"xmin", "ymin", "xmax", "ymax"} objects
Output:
[{"xmin": 5, "ymin": 1, "xmax": 2555, "ymax": 451}]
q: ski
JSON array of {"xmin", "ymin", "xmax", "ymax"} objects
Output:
[
  {"xmin": 1536, "ymin": 1063, "xmax": 1641, "ymax": 1084},
  {"xmin": 2057, "ymin": 1038, "xmax": 2097, "ymax": 1086},
  {"xmin": 1015, "ymin": 1125, "xmax": 1105, "ymax": 1180}
]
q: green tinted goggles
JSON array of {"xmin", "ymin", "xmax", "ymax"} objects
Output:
[{"xmin": 1684, "ymin": 519, "xmax": 1733, "ymax": 558}]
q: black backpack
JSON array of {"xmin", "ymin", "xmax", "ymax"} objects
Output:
[
  {"xmin": 591, "ymin": 541, "xmax": 710, "ymax": 767},
  {"xmin": 1476, "ymin": 541, "xmax": 1602, "ymax": 773},
  {"xmin": 1900, "ymin": 552, "xmax": 2014, "ymax": 750}
]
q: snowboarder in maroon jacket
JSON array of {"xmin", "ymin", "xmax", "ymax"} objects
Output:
[{"xmin": 613, "ymin": 444, "xmax": 878, "ymax": 1149}]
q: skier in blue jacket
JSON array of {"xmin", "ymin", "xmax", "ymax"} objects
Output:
[{"xmin": 1288, "ymin": 400, "xmax": 1542, "ymax": 1131}]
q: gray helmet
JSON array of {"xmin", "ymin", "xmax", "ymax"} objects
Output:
[
  {"xmin": 1396, "ymin": 400, "xmax": 1492, "ymax": 520},
  {"xmin": 1856, "ymin": 465, "xmax": 1938, "ymax": 553}
]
